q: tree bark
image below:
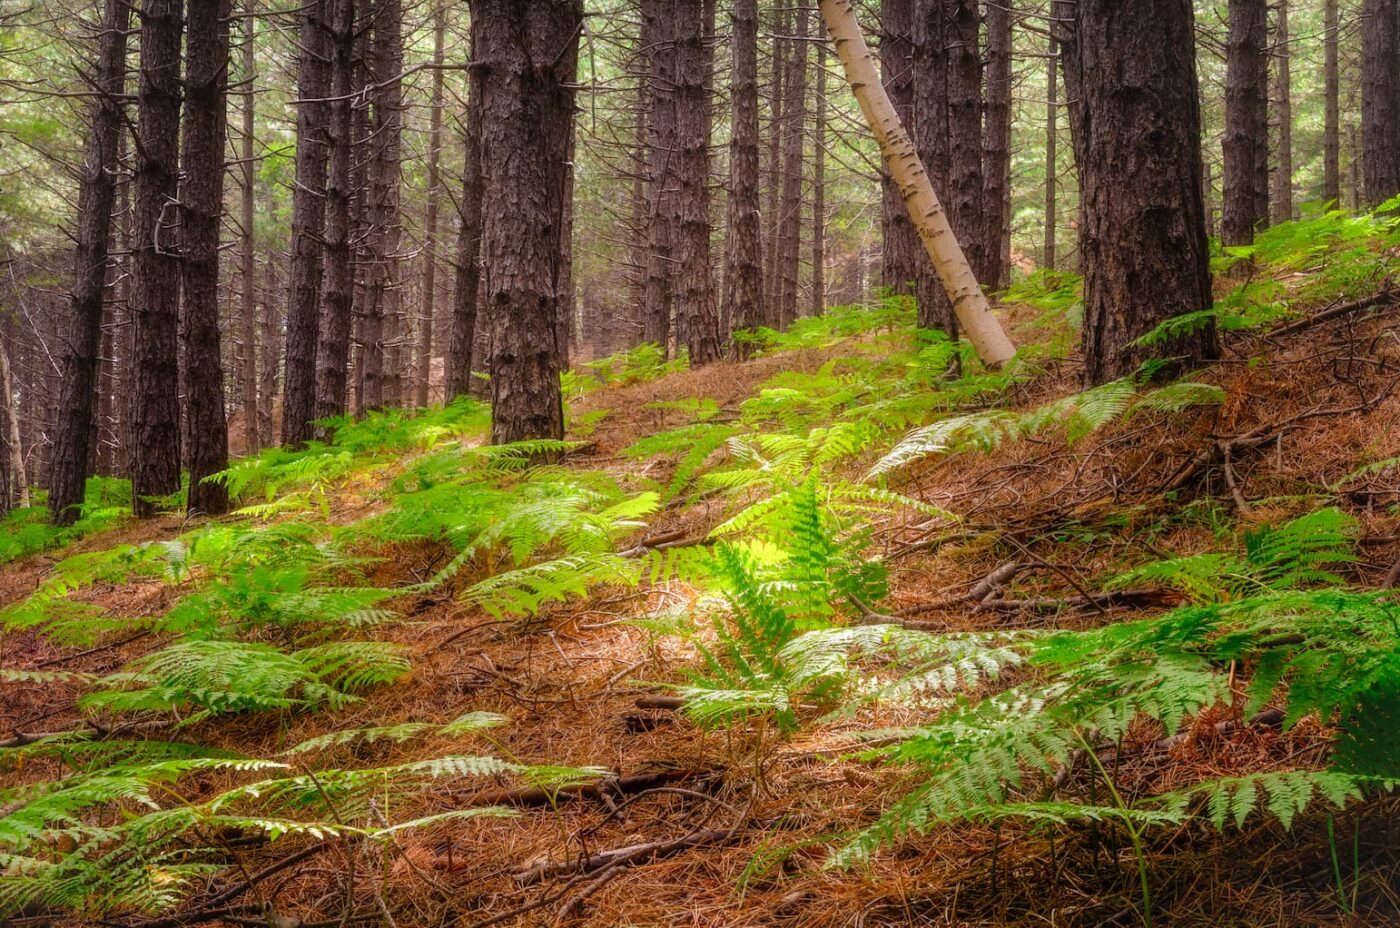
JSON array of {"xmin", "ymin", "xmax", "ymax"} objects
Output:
[
  {"xmin": 879, "ymin": 0, "xmax": 919, "ymax": 302},
  {"xmin": 982, "ymin": 0, "xmax": 1013, "ymax": 290},
  {"xmin": 415, "ymin": 0, "xmax": 445, "ymax": 407},
  {"xmin": 477, "ymin": 0, "xmax": 580, "ymax": 445},
  {"xmin": 762, "ymin": 3, "xmax": 789, "ymax": 326},
  {"xmin": 1271, "ymin": 0, "xmax": 1293, "ymax": 224},
  {"xmin": 946, "ymin": 0, "xmax": 985, "ymax": 282},
  {"xmin": 239, "ymin": 0, "xmax": 260, "ymax": 454},
  {"xmin": 811, "ymin": 44, "xmax": 827, "ymax": 318},
  {"xmin": 641, "ymin": 0, "xmax": 674, "ymax": 349},
  {"xmin": 774, "ymin": 5, "xmax": 809, "ymax": 330},
  {"xmin": 1044, "ymin": 28, "xmax": 1057, "ymax": 269},
  {"xmin": 129, "ymin": 0, "xmax": 184, "ymax": 516},
  {"xmin": 1362, "ymin": 0, "xmax": 1400, "ymax": 205},
  {"xmin": 722, "ymin": 0, "xmax": 764, "ymax": 349},
  {"xmin": 47, "ymin": 0, "xmax": 129, "ymax": 525},
  {"xmin": 819, "ymin": 0, "xmax": 1016, "ymax": 367},
  {"xmin": 446, "ymin": 32, "xmax": 483, "ymax": 404},
  {"xmin": 258, "ymin": 256, "xmax": 281, "ymax": 444},
  {"xmin": 1063, "ymin": 0, "xmax": 1219, "ymax": 384},
  {"xmin": 181, "ymin": 0, "xmax": 233, "ymax": 517},
  {"xmin": 1222, "ymin": 0, "xmax": 1269, "ymax": 245},
  {"xmin": 911, "ymin": 0, "xmax": 952, "ymax": 334},
  {"xmin": 1324, "ymin": 0, "xmax": 1341, "ymax": 205},
  {"xmin": 281, "ymin": 0, "xmax": 332, "ymax": 447}
]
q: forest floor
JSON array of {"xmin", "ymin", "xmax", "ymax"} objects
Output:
[{"xmin": 5, "ymin": 215, "xmax": 1400, "ymax": 928}]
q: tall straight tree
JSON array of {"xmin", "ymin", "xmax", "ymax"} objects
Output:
[
  {"xmin": 981, "ymin": 0, "xmax": 1013, "ymax": 289},
  {"xmin": 1043, "ymin": 29, "xmax": 1057, "ymax": 268},
  {"xmin": 282, "ymin": 0, "xmax": 332, "ymax": 447},
  {"xmin": 946, "ymin": 0, "xmax": 985, "ymax": 281},
  {"xmin": 47, "ymin": 0, "xmax": 129, "ymax": 525},
  {"xmin": 879, "ymin": 0, "xmax": 919, "ymax": 302},
  {"xmin": 1324, "ymin": 0, "xmax": 1341, "ymax": 205},
  {"xmin": 314, "ymin": 0, "xmax": 356, "ymax": 429},
  {"xmin": 911, "ymin": 0, "xmax": 952, "ymax": 334},
  {"xmin": 641, "ymin": 0, "xmax": 675, "ymax": 350},
  {"xmin": 1271, "ymin": 0, "xmax": 1293, "ymax": 223},
  {"xmin": 446, "ymin": 31, "xmax": 483, "ymax": 402},
  {"xmin": 414, "ymin": 0, "xmax": 445, "ymax": 407},
  {"xmin": 129, "ymin": 0, "xmax": 184, "ymax": 516},
  {"xmin": 1062, "ymin": 0, "xmax": 1218, "ymax": 384},
  {"xmin": 811, "ymin": 43, "xmax": 827, "ymax": 318},
  {"xmin": 1222, "ymin": 0, "xmax": 1269, "ymax": 246},
  {"xmin": 762, "ymin": 4, "xmax": 789, "ymax": 323},
  {"xmin": 1362, "ymin": 0, "xmax": 1400, "ymax": 204},
  {"xmin": 182, "ymin": 0, "xmax": 233, "ymax": 517},
  {"xmin": 477, "ymin": 0, "xmax": 581, "ymax": 444},
  {"xmin": 775, "ymin": 5, "xmax": 809, "ymax": 329},
  {"xmin": 239, "ymin": 0, "xmax": 260, "ymax": 453},
  {"xmin": 722, "ymin": 0, "xmax": 764, "ymax": 350}
]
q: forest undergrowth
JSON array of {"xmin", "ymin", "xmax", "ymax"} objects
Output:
[{"xmin": 5, "ymin": 206, "xmax": 1400, "ymax": 927}]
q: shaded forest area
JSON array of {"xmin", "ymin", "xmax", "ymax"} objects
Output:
[{"xmin": 3, "ymin": 0, "xmax": 1400, "ymax": 926}]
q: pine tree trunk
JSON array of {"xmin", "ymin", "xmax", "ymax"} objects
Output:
[
  {"xmin": 258, "ymin": 257, "xmax": 281, "ymax": 444},
  {"xmin": 641, "ymin": 0, "xmax": 674, "ymax": 349},
  {"xmin": 1222, "ymin": 0, "xmax": 1270, "ymax": 245},
  {"xmin": 477, "ymin": 0, "xmax": 580, "ymax": 445},
  {"xmin": 314, "ymin": 0, "xmax": 356, "ymax": 433},
  {"xmin": 946, "ymin": 0, "xmax": 985, "ymax": 282},
  {"xmin": 239, "ymin": 0, "xmax": 260, "ymax": 454},
  {"xmin": 722, "ymin": 0, "xmax": 764, "ymax": 350},
  {"xmin": 763, "ymin": 3, "xmax": 789, "ymax": 326},
  {"xmin": 182, "ymin": 0, "xmax": 233, "ymax": 517},
  {"xmin": 776, "ymin": 5, "xmax": 809, "ymax": 330},
  {"xmin": 557, "ymin": 121, "xmax": 577, "ymax": 368},
  {"xmin": 1271, "ymin": 0, "xmax": 1293, "ymax": 224},
  {"xmin": 446, "ymin": 32, "xmax": 483, "ymax": 403},
  {"xmin": 981, "ymin": 0, "xmax": 1013, "ymax": 290},
  {"xmin": 811, "ymin": 45, "xmax": 827, "ymax": 317},
  {"xmin": 0, "ymin": 336, "xmax": 24, "ymax": 509},
  {"xmin": 129, "ymin": 0, "xmax": 184, "ymax": 516},
  {"xmin": 879, "ymin": 0, "xmax": 919, "ymax": 301},
  {"xmin": 282, "ymin": 0, "xmax": 331, "ymax": 446},
  {"xmin": 1324, "ymin": 0, "xmax": 1341, "ymax": 205},
  {"xmin": 911, "ymin": 0, "xmax": 952, "ymax": 334},
  {"xmin": 415, "ymin": 0, "xmax": 445, "ymax": 407},
  {"xmin": 819, "ymin": 0, "xmax": 1015, "ymax": 366},
  {"xmin": 1063, "ymin": 0, "xmax": 1218, "ymax": 384},
  {"xmin": 1044, "ymin": 29, "xmax": 1057, "ymax": 269},
  {"xmin": 1362, "ymin": 0, "xmax": 1400, "ymax": 205},
  {"xmin": 47, "ymin": 0, "xmax": 129, "ymax": 525}
]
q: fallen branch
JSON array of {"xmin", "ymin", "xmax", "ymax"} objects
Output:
[
  {"xmin": 1268, "ymin": 287, "xmax": 1398, "ymax": 339},
  {"xmin": 0, "ymin": 718, "xmax": 173, "ymax": 750},
  {"xmin": 457, "ymin": 767, "xmax": 700, "ymax": 808},
  {"xmin": 514, "ymin": 827, "xmax": 733, "ymax": 886}
]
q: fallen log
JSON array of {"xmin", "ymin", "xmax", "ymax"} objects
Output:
[{"xmin": 458, "ymin": 767, "xmax": 701, "ymax": 808}]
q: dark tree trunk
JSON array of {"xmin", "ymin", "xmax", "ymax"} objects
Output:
[
  {"xmin": 258, "ymin": 256, "xmax": 281, "ymax": 444},
  {"xmin": 1044, "ymin": 28, "xmax": 1057, "ymax": 268},
  {"xmin": 239, "ymin": 0, "xmax": 260, "ymax": 455},
  {"xmin": 775, "ymin": 4, "xmax": 808, "ymax": 330},
  {"xmin": 629, "ymin": 42, "xmax": 650, "ymax": 340},
  {"xmin": 982, "ymin": 0, "xmax": 1013, "ymax": 289},
  {"xmin": 879, "ymin": 0, "xmax": 919, "ymax": 301},
  {"xmin": 642, "ymin": 0, "xmax": 675, "ymax": 350},
  {"xmin": 1221, "ymin": 0, "xmax": 1269, "ymax": 245},
  {"xmin": 946, "ymin": 0, "xmax": 985, "ymax": 282},
  {"xmin": 1064, "ymin": 0, "xmax": 1219, "ymax": 384},
  {"xmin": 314, "ymin": 0, "xmax": 356, "ymax": 431},
  {"xmin": 415, "ymin": 0, "xmax": 445, "ymax": 407},
  {"xmin": 1362, "ymin": 0, "xmax": 1400, "ymax": 205},
  {"xmin": 48, "ymin": 0, "xmax": 129, "ymax": 525},
  {"xmin": 722, "ymin": 0, "xmax": 764, "ymax": 349},
  {"xmin": 477, "ymin": 0, "xmax": 580, "ymax": 445},
  {"xmin": 1324, "ymin": 0, "xmax": 1341, "ymax": 205},
  {"xmin": 911, "ymin": 0, "xmax": 952, "ymax": 334},
  {"xmin": 282, "ymin": 0, "xmax": 332, "ymax": 446},
  {"xmin": 557, "ymin": 119, "xmax": 577, "ymax": 369},
  {"xmin": 182, "ymin": 0, "xmax": 233, "ymax": 517},
  {"xmin": 674, "ymin": 0, "xmax": 720, "ymax": 362},
  {"xmin": 762, "ymin": 3, "xmax": 788, "ymax": 326},
  {"xmin": 1271, "ymin": 0, "xmax": 1293, "ymax": 224},
  {"xmin": 129, "ymin": 0, "xmax": 184, "ymax": 516},
  {"xmin": 446, "ymin": 29, "xmax": 483, "ymax": 403},
  {"xmin": 811, "ymin": 44, "xmax": 826, "ymax": 317}
]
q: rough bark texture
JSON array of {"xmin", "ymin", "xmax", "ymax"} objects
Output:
[
  {"xmin": 722, "ymin": 0, "xmax": 764, "ymax": 350},
  {"xmin": 775, "ymin": 5, "xmax": 809, "ymax": 329},
  {"xmin": 1221, "ymin": 0, "xmax": 1269, "ymax": 246},
  {"xmin": 641, "ymin": 0, "xmax": 674, "ymax": 349},
  {"xmin": 1324, "ymin": 0, "xmax": 1341, "ymax": 205},
  {"xmin": 1362, "ymin": 0, "xmax": 1400, "ymax": 205},
  {"xmin": 282, "ymin": 0, "xmax": 331, "ymax": 447},
  {"xmin": 415, "ymin": 0, "xmax": 445, "ymax": 407},
  {"xmin": 1064, "ymin": 0, "xmax": 1219, "ymax": 385},
  {"xmin": 48, "ymin": 0, "xmax": 129, "ymax": 525},
  {"xmin": 911, "ymin": 0, "xmax": 952, "ymax": 334},
  {"xmin": 477, "ymin": 0, "xmax": 580, "ymax": 445},
  {"xmin": 981, "ymin": 0, "xmax": 1012, "ymax": 289},
  {"xmin": 811, "ymin": 45, "xmax": 827, "ymax": 318},
  {"xmin": 129, "ymin": 0, "xmax": 184, "ymax": 516},
  {"xmin": 258, "ymin": 258, "xmax": 281, "ymax": 444},
  {"xmin": 239, "ymin": 0, "xmax": 260, "ymax": 454},
  {"xmin": 1044, "ymin": 29, "xmax": 1057, "ymax": 268},
  {"xmin": 446, "ymin": 31, "xmax": 483, "ymax": 403},
  {"xmin": 946, "ymin": 0, "xmax": 985, "ymax": 282},
  {"xmin": 763, "ymin": 4, "xmax": 789, "ymax": 325},
  {"xmin": 1271, "ymin": 0, "xmax": 1293, "ymax": 224},
  {"xmin": 182, "ymin": 0, "xmax": 233, "ymax": 517},
  {"xmin": 879, "ymin": 0, "xmax": 919, "ymax": 300},
  {"xmin": 314, "ymin": 0, "xmax": 356, "ymax": 431}
]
